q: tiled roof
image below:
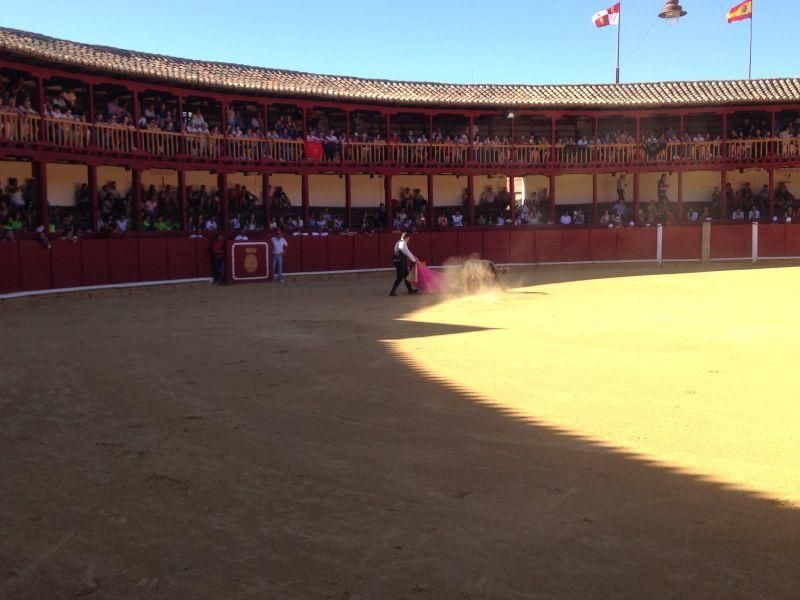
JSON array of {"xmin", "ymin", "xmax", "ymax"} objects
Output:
[{"xmin": 2, "ymin": 27, "xmax": 800, "ymax": 110}]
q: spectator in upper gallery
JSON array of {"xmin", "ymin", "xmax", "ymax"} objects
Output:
[
  {"xmin": 479, "ymin": 186, "xmax": 495, "ymax": 207},
  {"xmin": 560, "ymin": 211, "xmax": 572, "ymax": 225},
  {"xmin": 731, "ymin": 207, "xmax": 745, "ymax": 220},
  {"xmin": 657, "ymin": 174, "xmax": 669, "ymax": 203},
  {"xmin": 617, "ymin": 174, "xmax": 627, "ymax": 202},
  {"xmin": 612, "ymin": 196, "xmax": 626, "ymax": 220},
  {"xmin": 437, "ymin": 212, "xmax": 448, "ymax": 228},
  {"xmin": 756, "ymin": 184, "xmax": 769, "ymax": 210},
  {"xmin": 451, "ymin": 209, "xmax": 464, "ymax": 227},
  {"xmin": 686, "ymin": 207, "xmax": 699, "ymax": 222},
  {"xmin": 412, "ymin": 189, "xmax": 428, "ymax": 212},
  {"xmin": 234, "ymin": 229, "xmax": 249, "ymax": 241},
  {"xmin": 748, "ymin": 205, "xmax": 761, "ymax": 221},
  {"xmin": 599, "ymin": 209, "xmax": 612, "ymax": 225},
  {"xmin": 205, "ymin": 215, "xmax": 219, "ymax": 231}
]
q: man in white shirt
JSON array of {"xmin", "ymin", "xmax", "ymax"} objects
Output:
[
  {"xmin": 451, "ymin": 210, "xmax": 464, "ymax": 227},
  {"xmin": 748, "ymin": 206, "xmax": 761, "ymax": 221},
  {"xmin": 271, "ymin": 229, "xmax": 288, "ymax": 283},
  {"xmin": 560, "ymin": 212, "xmax": 572, "ymax": 225},
  {"xmin": 234, "ymin": 231, "xmax": 249, "ymax": 241},
  {"xmin": 389, "ymin": 232, "xmax": 419, "ymax": 296}
]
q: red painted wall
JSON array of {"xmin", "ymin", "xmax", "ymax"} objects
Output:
[
  {"xmin": 18, "ymin": 241, "xmax": 51, "ymax": 291},
  {"xmin": 589, "ymin": 228, "xmax": 617, "ymax": 261},
  {"xmin": 663, "ymin": 226, "xmax": 701, "ymax": 260},
  {"xmin": 50, "ymin": 241, "xmax": 83, "ymax": 288},
  {"xmin": 0, "ymin": 242, "xmax": 21, "ymax": 293},
  {"xmin": 757, "ymin": 224, "xmax": 786, "ymax": 258},
  {"xmin": 711, "ymin": 224, "xmax": 751, "ymax": 259}
]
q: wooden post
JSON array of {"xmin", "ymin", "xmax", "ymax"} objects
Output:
[
  {"xmin": 220, "ymin": 100, "xmax": 227, "ymax": 158},
  {"xmin": 88, "ymin": 82, "xmax": 96, "ymax": 147},
  {"xmin": 218, "ymin": 172, "xmax": 229, "ymax": 232},
  {"xmin": 345, "ymin": 174, "xmax": 352, "ymax": 228},
  {"xmin": 37, "ymin": 76, "xmax": 46, "ymax": 142},
  {"xmin": 549, "ymin": 174, "xmax": 556, "ymax": 223},
  {"xmin": 592, "ymin": 173, "xmax": 598, "ymax": 223},
  {"xmin": 177, "ymin": 169, "xmax": 186, "ymax": 231},
  {"xmin": 677, "ymin": 171, "xmax": 684, "ymax": 222},
  {"xmin": 427, "ymin": 173, "xmax": 434, "ymax": 225},
  {"xmin": 467, "ymin": 174, "xmax": 475, "ymax": 225},
  {"xmin": 132, "ymin": 168, "xmax": 142, "ymax": 231},
  {"xmin": 263, "ymin": 172, "xmax": 271, "ymax": 228},
  {"xmin": 508, "ymin": 175, "xmax": 516, "ymax": 220},
  {"xmin": 177, "ymin": 96, "xmax": 185, "ymax": 155},
  {"xmin": 722, "ymin": 113, "xmax": 728, "ymax": 159},
  {"xmin": 302, "ymin": 106, "xmax": 308, "ymax": 138},
  {"xmin": 301, "ymin": 173, "xmax": 310, "ymax": 224},
  {"xmin": 633, "ymin": 172, "xmax": 640, "ymax": 224},
  {"xmin": 132, "ymin": 89, "xmax": 141, "ymax": 151},
  {"xmin": 88, "ymin": 163, "xmax": 98, "ymax": 231},
  {"xmin": 468, "ymin": 115, "xmax": 475, "ymax": 162}
]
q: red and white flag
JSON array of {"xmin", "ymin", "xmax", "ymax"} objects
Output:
[{"xmin": 593, "ymin": 2, "xmax": 620, "ymax": 27}]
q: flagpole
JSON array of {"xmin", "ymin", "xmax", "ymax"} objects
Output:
[
  {"xmin": 615, "ymin": 5, "xmax": 621, "ymax": 83},
  {"xmin": 748, "ymin": 2, "xmax": 753, "ymax": 79}
]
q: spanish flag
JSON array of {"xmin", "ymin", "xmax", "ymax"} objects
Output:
[{"xmin": 727, "ymin": 0, "xmax": 752, "ymax": 23}]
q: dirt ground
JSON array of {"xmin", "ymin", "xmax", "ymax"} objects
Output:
[{"xmin": 1, "ymin": 263, "xmax": 799, "ymax": 599}]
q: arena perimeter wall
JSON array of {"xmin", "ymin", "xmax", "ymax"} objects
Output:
[{"xmin": 3, "ymin": 224, "xmax": 800, "ymax": 295}]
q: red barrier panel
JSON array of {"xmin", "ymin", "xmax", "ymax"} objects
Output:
[
  {"xmin": 301, "ymin": 236, "xmax": 328, "ymax": 272},
  {"xmin": 535, "ymin": 229, "xmax": 562, "ymax": 262},
  {"xmin": 109, "ymin": 238, "xmax": 139, "ymax": 283},
  {"xmin": 785, "ymin": 225, "xmax": 800, "ymax": 256},
  {"xmin": 432, "ymin": 231, "xmax": 458, "ymax": 266},
  {"xmin": 457, "ymin": 230, "xmax": 482, "ymax": 258},
  {"xmin": 353, "ymin": 234, "xmax": 380, "ymax": 269},
  {"xmin": 282, "ymin": 235, "xmax": 302, "ymax": 273},
  {"xmin": 0, "ymin": 242, "xmax": 21, "ymax": 293},
  {"xmin": 757, "ymin": 224, "xmax": 786, "ymax": 258},
  {"xmin": 81, "ymin": 239, "xmax": 110, "ymax": 285},
  {"xmin": 711, "ymin": 224, "xmax": 750, "ymax": 259},
  {"xmin": 195, "ymin": 237, "xmax": 212, "ymax": 277},
  {"xmin": 561, "ymin": 229, "xmax": 591, "ymax": 262},
  {"xmin": 18, "ymin": 241, "xmax": 51, "ymax": 291},
  {"xmin": 617, "ymin": 228, "xmax": 656, "ymax": 261},
  {"xmin": 589, "ymin": 228, "xmax": 617, "ymax": 261},
  {"xmin": 378, "ymin": 232, "xmax": 397, "ymax": 268},
  {"xmin": 328, "ymin": 236, "xmax": 355, "ymax": 271},
  {"xmin": 412, "ymin": 232, "xmax": 433, "ymax": 265},
  {"xmin": 167, "ymin": 238, "xmax": 198, "ymax": 279},
  {"xmin": 483, "ymin": 230, "xmax": 511, "ymax": 263},
  {"xmin": 509, "ymin": 230, "xmax": 536, "ymax": 263},
  {"xmin": 663, "ymin": 226, "xmax": 701, "ymax": 260},
  {"xmin": 138, "ymin": 238, "xmax": 169, "ymax": 281},
  {"xmin": 51, "ymin": 240, "xmax": 83, "ymax": 288}
]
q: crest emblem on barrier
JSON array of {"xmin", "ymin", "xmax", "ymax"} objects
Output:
[{"xmin": 244, "ymin": 247, "xmax": 259, "ymax": 273}]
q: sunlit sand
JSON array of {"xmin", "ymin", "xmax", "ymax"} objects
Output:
[{"xmin": 388, "ymin": 266, "xmax": 800, "ymax": 506}]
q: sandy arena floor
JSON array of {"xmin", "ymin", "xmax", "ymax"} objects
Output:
[{"xmin": 1, "ymin": 263, "xmax": 799, "ymax": 599}]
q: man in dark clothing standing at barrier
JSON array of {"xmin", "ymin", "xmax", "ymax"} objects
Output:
[
  {"xmin": 212, "ymin": 233, "xmax": 226, "ymax": 284},
  {"xmin": 390, "ymin": 232, "xmax": 419, "ymax": 296}
]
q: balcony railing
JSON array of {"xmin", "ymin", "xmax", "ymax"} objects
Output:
[{"xmin": 1, "ymin": 111, "xmax": 799, "ymax": 170}]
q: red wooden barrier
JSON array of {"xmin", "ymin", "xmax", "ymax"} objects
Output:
[
  {"xmin": 50, "ymin": 241, "xmax": 83, "ymax": 288},
  {"xmin": 0, "ymin": 242, "xmax": 21, "ymax": 293},
  {"xmin": 757, "ymin": 224, "xmax": 786, "ymax": 258},
  {"xmin": 711, "ymin": 224, "xmax": 750, "ymax": 259},
  {"xmin": 18, "ymin": 241, "xmax": 51, "ymax": 291},
  {"xmin": 662, "ymin": 226, "xmax": 701, "ymax": 260},
  {"xmin": 301, "ymin": 236, "xmax": 328, "ymax": 272},
  {"xmin": 457, "ymin": 230, "xmax": 482, "ymax": 259},
  {"xmin": 412, "ymin": 232, "xmax": 433, "ymax": 266},
  {"xmin": 195, "ymin": 237, "xmax": 213, "ymax": 277},
  {"xmin": 432, "ymin": 231, "xmax": 459, "ymax": 265},
  {"xmin": 328, "ymin": 235, "xmax": 355, "ymax": 271},
  {"xmin": 535, "ymin": 229, "xmax": 562, "ymax": 262},
  {"xmin": 508, "ymin": 230, "xmax": 536, "ymax": 263},
  {"xmin": 353, "ymin": 234, "xmax": 380, "ymax": 269},
  {"xmin": 167, "ymin": 238, "xmax": 198, "ymax": 279},
  {"xmin": 617, "ymin": 227, "xmax": 656, "ymax": 261},
  {"xmin": 109, "ymin": 238, "xmax": 139, "ymax": 283},
  {"xmin": 81, "ymin": 239, "xmax": 110, "ymax": 285},
  {"xmin": 483, "ymin": 230, "xmax": 511, "ymax": 264},
  {"xmin": 589, "ymin": 228, "xmax": 617, "ymax": 261},
  {"xmin": 378, "ymin": 232, "xmax": 397, "ymax": 268},
  {"xmin": 561, "ymin": 229, "xmax": 591, "ymax": 262},
  {"xmin": 785, "ymin": 225, "xmax": 800, "ymax": 257},
  {"xmin": 282, "ymin": 235, "xmax": 302, "ymax": 273},
  {"xmin": 138, "ymin": 238, "xmax": 169, "ymax": 281}
]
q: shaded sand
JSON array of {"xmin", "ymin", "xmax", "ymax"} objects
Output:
[{"xmin": 1, "ymin": 264, "xmax": 799, "ymax": 599}]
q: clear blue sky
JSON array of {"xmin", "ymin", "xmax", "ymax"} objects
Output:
[{"xmin": 4, "ymin": 0, "xmax": 794, "ymax": 85}]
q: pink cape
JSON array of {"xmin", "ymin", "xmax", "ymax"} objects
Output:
[{"xmin": 416, "ymin": 262, "xmax": 448, "ymax": 293}]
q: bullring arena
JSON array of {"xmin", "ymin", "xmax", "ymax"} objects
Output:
[{"xmin": 2, "ymin": 24, "xmax": 800, "ymax": 600}]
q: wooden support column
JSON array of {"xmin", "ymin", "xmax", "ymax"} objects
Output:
[
  {"xmin": 635, "ymin": 117, "xmax": 641, "ymax": 144},
  {"xmin": 345, "ymin": 174, "xmax": 352, "ymax": 228},
  {"xmin": 768, "ymin": 168, "xmax": 775, "ymax": 220},
  {"xmin": 677, "ymin": 171, "xmax": 684, "ymax": 222},
  {"xmin": 592, "ymin": 173, "xmax": 598, "ymax": 223},
  {"xmin": 177, "ymin": 96, "xmax": 185, "ymax": 154},
  {"xmin": 427, "ymin": 173, "xmax": 434, "ymax": 225},
  {"xmin": 633, "ymin": 172, "xmax": 640, "ymax": 224},
  {"xmin": 384, "ymin": 175, "xmax": 393, "ymax": 226},
  {"xmin": 680, "ymin": 114, "xmax": 685, "ymax": 139},
  {"xmin": 35, "ymin": 161, "xmax": 48, "ymax": 230},
  {"xmin": 263, "ymin": 173, "xmax": 271, "ymax": 228},
  {"xmin": 88, "ymin": 82, "xmax": 95, "ymax": 147},
  {"xmin": 720, "ymin": 170, "xmax": 728, "ymax": 220},
  {"xmin": 132, "ymin": 90, "xmax": 141, "ymax": 151},
  {"xmin": 302, "ymin": 107, "xmax": 308, "ymax": 138},
  {"xmin": 218, "ymin": 172, "xmax": 229, "ymax": 232},
  {"xmin": 132, "ymin": 168, "xmax": 142, "ymax": 231},
  {"xmin": 468, "ymin": 115, "xmax": 475, "ymax": 162},
  {"xmin": 177, "ymin": 169, "xmax": 186, "ymax": 231},
  {"xmin": 301, "ymin": 173, "xmax": 310, "ymax": 225},
  {"xmin": 37, "ymin": 77, "xmax": 45, "ymax": 142},
  {"xmin": 508, "ymin": 176, "xmax": 516, "ymax": 220},
  {"xmin": 549, "ymin": 174, "xmax": 556, "ymax": 223},
  {"xmin": 550, "ymin": 116, "xmax": 557, "ymax": 164},
  {"xmin": 88, "ymin": 163, "xmax": 98, "ymax": 231},
  {"xmin": 467, "ymin": 174, "xmax": 475, "ymax": 225},
  {"xmin": 722, "ymin": 113, "xmax": 728, "ymax": 159},
  {"xmin": 220, "ymin": 101, "xmax": 227, "ymax": 158},
  {"xmin": 385, "ymin": 113, "xmax": 391, "ymax": 139}
]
